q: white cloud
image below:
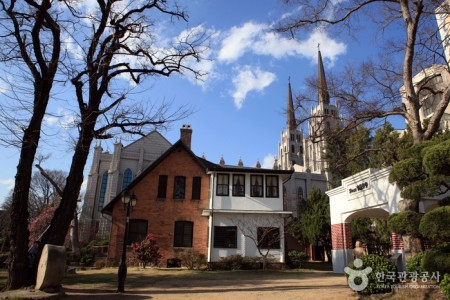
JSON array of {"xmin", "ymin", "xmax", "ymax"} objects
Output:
[
  {"xmin": 231, "ymin": 66, "xmax": 276, "ymax": 109},
  {"xmin": 217, "ymin": 22, "xmax": 346, "ymax": 66},
  {"xmin": 43, "ymin": 108, "xmax": 78, "ymax": 130},
  {"xmin": 262, "ymin": 154, "xmax": 276, "ymax": 169},
  {"xmin": 218, "ymin": 22, "xmax": 268, "ymax": 63},
  {"xmin": 0, "ymin": 179, "xmax": 14, "ymax": 190}
]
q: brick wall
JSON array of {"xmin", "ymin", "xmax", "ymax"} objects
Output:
[
  {"xmin": 391, "ymin": 232, "xmax": 404, "ymax": 250},
  {"xmin": 108, "ymin": 144, "xmax": 210, "ymax": 266},
  {"xmin": 331, "ymin": 223, "xmax": 352, "ymax": 250}
]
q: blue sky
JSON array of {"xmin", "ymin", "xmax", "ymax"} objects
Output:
[{"xmin": 0, "ymin": 0, "xmax": 404, "ymax": 204}]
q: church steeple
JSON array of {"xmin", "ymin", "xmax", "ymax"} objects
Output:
[
  {"xmin": 287, "ymin": 77, "xmax": 296, "ymax": 130},
  {"xmin": 317, "ymin": 48, "xmax": 330, "ymax": 105}
]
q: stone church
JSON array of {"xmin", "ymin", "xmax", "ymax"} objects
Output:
[
  {"xmin": 278, "ymin": 50, "xmax": 339, "ymax": 221},
  {"xmin": 79, "ymin": 130, "xmax": 173, "ymax": 242}
]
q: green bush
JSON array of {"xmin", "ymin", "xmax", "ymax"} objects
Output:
[
  {"xmin": 177, "ymin": 249, "xmax": 206, "ymax": 270},
  {"xmin": 406, "ymin": 251, "xmax": 426, "ymax": 274},
  {"xmin": 419, "ymin": 206, "xmax": 450, "ymax": 243},
  {"xmin": 215, "ymin": 255, "xmax": 265, "ymax": 270},
  {"xmin": 288, "ymin": 250, "xmax": 309, "ymax": 268},
  {"xmin": 421, "ymin": 243, "xmax": 450, "ymax": 275},
  {"xmin": 387, "ymin": 211, "xmax": 421, "ymax": 237},
  {"xmin": 345, "ymin": 254, "xmax": 397, "ymax": 295},
  {"xmin": 440, "ymin": 273, "xmax": 450, "ymax": 298}
]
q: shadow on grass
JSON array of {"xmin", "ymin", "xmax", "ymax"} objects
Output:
[{"xmin": 60, "ymin": 268, "xmax": 349, "ymax": 298}]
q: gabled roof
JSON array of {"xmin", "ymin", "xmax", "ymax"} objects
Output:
[
  {"xmin": 102, "ymin": 140, "xmax": 294, "ymax": 215},
  {"xmin": 102, "ymin": 140, "xmax": 210, "ymax": 214}
]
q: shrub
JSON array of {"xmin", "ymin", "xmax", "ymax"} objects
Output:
[
  {"xmin": 216, "ymin": 254, "xmax": 244, "ymax": 270},
  {"xmin": 177, "ymin": 249, "xmax": 206, "ymax": 270},
  {"xmin": 131, "ymin": 234, "xmax": 162, "ymax": 268},
  {"xmin": 406, "ymin": 251, "xmax": 426, "ymax": 274},
  {"xmin": 440, "ymin": 273, "xmax": 450, "ymax": 299},
  {"xmin": 421, "ymin": 243, "xmax": 450, "ymax": 275},
  {"xmin": 419, "ymin": 206, "xmax": 450, "ymax": 244},
  {"xmin": 345, "ymin": 254, "xmax": 397, "ymax": 295},
  {"xmin": 93, "ymin": 259, "xmax": 106, "ymax": 269},
  {"xmin": 288, "ymin": 250, "xmax": 309, "ymax": 268},
  {"xmin": 387, "ymin": 211, "xmax": 421, "ymax": 237},
  {"xmin": 215, "ymin": 255, "xmax": 267, "ymax": 270}
]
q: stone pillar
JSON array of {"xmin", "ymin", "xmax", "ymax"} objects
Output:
[{"xmin": 331, "ymin": 223, "xmax": 353, "ymax": 273}]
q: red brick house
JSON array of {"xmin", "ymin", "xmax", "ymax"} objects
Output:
[{"xmin": 102, "ymin": 125, "xmax": 211, "ymax": 266}]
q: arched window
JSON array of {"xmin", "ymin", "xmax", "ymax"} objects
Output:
[
  {"xmin": 122, "ymin": 168, "xmax": 133, "ymax": 190},
  {"xmin": 297, "ymin": 187, "xmax": 304, "ymax": 201},
  {"xmin": 97, "ymin": 171, "xmax": 108, "ymax": 211}
]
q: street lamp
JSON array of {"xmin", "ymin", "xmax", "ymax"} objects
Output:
[{"xmin": 117, "ymin": 190, "xmax": 138, "ymax": 293}]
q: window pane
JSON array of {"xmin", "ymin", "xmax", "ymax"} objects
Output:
[
  {"xmin": 192, "ymin": 177, "xmax": 201, "ymax": 200},
  {"xmin": 216, "ymin": 174, "xmax": 229, "ymax": 196},
  {"xmin": 266, "ymin": 175, "xmax": 279, "ymax": 197},
  {"xmin": 127, "ymin": 219, "xmax": 148, "ymax": 245},
  {"xmin": 122, "ymin": 168, "xmax": 133, "ymax": 190},
  {"xmin": 173, "ymin": 176, "xmax": 186, "ymax": 199},
  {"xmin": 251, "ymin": 175, "xmax": 263, "ymax": 197},
  {"xmin": 213, "ymin": 226, "xmax": 237, "ymax": 248},
  {"xmin": 233, "ymin": 174, "xmax": 245, "ymax": 196},
  {"xmin": 157, "ymin": 175, "xmax": 168, "ymax": 198},
  {"xmin": 97, "ymin": 171, "xmax": 108, "ymax": 211},
  {"xmin": 174, "ymin": 221, "xmax": 193, "ymax": 247}
]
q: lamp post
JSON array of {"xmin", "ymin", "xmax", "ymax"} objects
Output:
[{"xmin": 117, "ymin": 191, "xmax": 137, "ymax": 293}]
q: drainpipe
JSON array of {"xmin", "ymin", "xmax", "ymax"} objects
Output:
[{"xmin": 207, "ymin": 171, "xmax": 215, "ymax": 266}]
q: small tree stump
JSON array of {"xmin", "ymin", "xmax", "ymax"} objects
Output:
[{"xmin": 36, "ymin": 244, "xmax": 66, "ymax": 290}]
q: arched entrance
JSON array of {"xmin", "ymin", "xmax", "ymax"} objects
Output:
[
  {"xmin": 327, "ymin": 168, "xmax": 403, "ymax": 273},
  {"xmin": 327, "ymin": 167, "xmax": 443, "ymax": 273}
]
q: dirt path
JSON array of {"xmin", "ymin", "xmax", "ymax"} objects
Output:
[{"xmin": 61, "ymin": 269, "xmax": 358, "ymax": 300}]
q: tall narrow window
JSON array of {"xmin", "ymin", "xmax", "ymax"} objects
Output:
[
  {"xmin": 192, "ymin": 177, "xmax": 201, "ymax": 200},
  {"xmin": 232, "ymin": 174, "xmax": 245, "ymax": 196},
  {"xmin": 122, "ymin": 168, "xmax": 133, "ymax": 190},
  {"xmin": 251, "ymin": 175, "xmax": 263, "ymax": 197},
  {"xmin": 127, "ymin": 219, "xmax": 148, "ymax": 245},
  {"xmin": 174, "ymin": 221, "xmax": 193, "ymax": 247},
  {"xmin": 297, "ymin": 187, "xmax": 304, "ymax": 200},
  {"xmin": 173, "ymin": 176, "xmax": 186, "ymax": 199},
  {"xmin": 213, "ymin": 226, "xmax": 237, "ymax": 248},
  {"xmin": 97, "ymin": 171, "xmax": 108, "ymax": 211},
  {"xmin": 291, "ymin": 145, "xmax": 295, "ymax": 153},
  {"xmin": 216, "ymin": 174, "xmax": 229, "ymax": 196},
  {"xmin": 157, "ymin": 175, "xmax": 168, "ymax": 199},
  {"xmin": 266, "ymin": 175, "xmax": 279, "ymax": 198},
  {"xmin": 257, "ymin": 227, "xmax": 280, "ymax": 249}
]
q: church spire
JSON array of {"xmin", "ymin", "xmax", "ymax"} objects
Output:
[
  {"xmin": 287, "ymin": 77, "xmax": 296, "ymax": 130},
  {"xmin": 317, "ymin": 47, "xmax": 330, "ymax": 105}
]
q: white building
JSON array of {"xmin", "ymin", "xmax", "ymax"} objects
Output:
[
  {"xmin": 79, "ymin": 131, "xmax": 172, "ymax": 242},
  {"xmin": 400, "ymin": 64, "xmax": 450, "ymax": 131},
  {"xmin": 326, "ymin": 168, "xmax": 441, "ymax": 273},
  {"xmin": 201, "ymin": 162, "xmax": 293, "ymax": 265},
  {"xmin": 436, "ymin": 0, "xmax": 450, "ymax": 65}
]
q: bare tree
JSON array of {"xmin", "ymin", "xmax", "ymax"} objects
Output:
[
  {"xmin": 277, "ymin": 0, "xmax": 450, "ymax": 145},
  {"xmin": 231, "ymin": 215, "xmax": 285, "ymax": 271},
  {"xmin": 1, "ymin": 0, "xmax": 206, "ymax": 290},
  {"xmin": 0, "ymin": 0, "xmax": 61, "ymax": 289},
  {"xmin": 39, "ymin": 0, "xmax": 206, "ymax": 249}
]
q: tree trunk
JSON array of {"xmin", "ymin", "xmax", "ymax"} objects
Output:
[
  {"xmin": 41, "ymin": 114, "xmax": 98, "ymax": 246},
  {"xmin": 398, "ymin": 199, "xmax": 423, "ymax": 259},
  {"xmin": 7, "ymin": 88, "xmax": 50, "ymax": 290}
]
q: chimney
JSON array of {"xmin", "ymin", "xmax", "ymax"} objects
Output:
[{"xmin": 180, "ymin": 124, "xmax": 192, "ymax": 149}]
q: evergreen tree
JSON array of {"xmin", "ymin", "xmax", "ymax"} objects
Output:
[{"xmin": 288, "ymin": 188, "xmax": 331, "ymax": 261}]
